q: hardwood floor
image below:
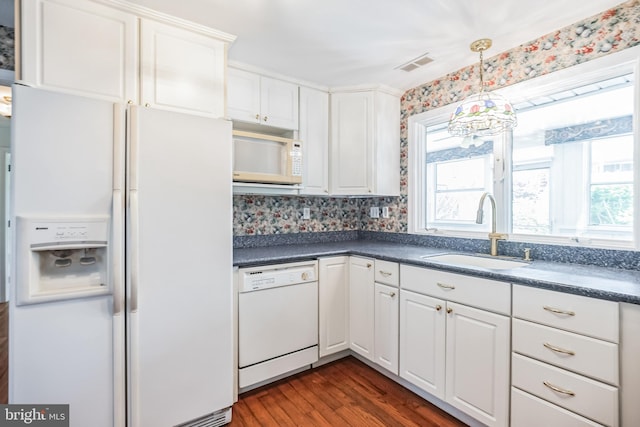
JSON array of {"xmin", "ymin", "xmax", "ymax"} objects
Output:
[{"xmin": 231, "ymin": 356, "xmax": 467, "ymax": 426}]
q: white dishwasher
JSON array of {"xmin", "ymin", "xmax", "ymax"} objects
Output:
[{"xmin": 238, "ymin": 260, "xmax": 319, "ymax": 389}]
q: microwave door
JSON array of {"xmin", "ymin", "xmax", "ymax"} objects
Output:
[{"xmin": 232, "ymin": 131, "xmax": 301, "ymax": 184}]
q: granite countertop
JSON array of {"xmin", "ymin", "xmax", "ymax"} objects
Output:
[{"xmin": 233, "ymin": 241, "xmax": 640, "ymax": 304}]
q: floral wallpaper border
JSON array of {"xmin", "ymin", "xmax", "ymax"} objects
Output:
[{"xmin": 234, "ymin": 0, "xmax": 640, "ymax": 237}]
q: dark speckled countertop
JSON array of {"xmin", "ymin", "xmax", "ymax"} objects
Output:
[{"xmin": 233, "ymin": 241, "xmax": 640, "ymax": 305}]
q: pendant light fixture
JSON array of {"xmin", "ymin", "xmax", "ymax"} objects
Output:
[{"xmin": 448, "ymin": 38, "xmax": 516, "ymax": 138}]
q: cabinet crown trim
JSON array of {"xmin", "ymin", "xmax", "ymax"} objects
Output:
[
  {"xmin": 330, "ymin": 84, "xmax": 403, "ymax": 97},
  {"xmin": 97, "ymin": 0, "xmax": 237, "ymax": 42}
]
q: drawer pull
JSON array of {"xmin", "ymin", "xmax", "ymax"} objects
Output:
[
  {"xmin": 437, "ymin": 282, "xmax": 456, "ymax": 290},
  {"xmin": 543, "ymin": 306, "xmax": 575, "ymax": 316},
  {"xmin": 446, "ymin": 307, "xmax": 453, "ymax": 314},
  {"xmin": 543, "ymin": 342, "xmax": 576, "ymax": 356},
  {"xmin": 543, "ymin": 381, "xmax": 575, "ymax": 396},
  {"xmin": 379, "ymin": 270, "xmax": 392, "ymax": 276},
  {"xmin": 435, "ymin": 305, "xmax": 442, "ymax": 311},
  {"xmin": 389, "ymin": 291, "xmax": 396, "ymax": 298}
]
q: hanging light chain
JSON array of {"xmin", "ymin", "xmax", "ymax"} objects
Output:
[{"xmin": 478, "ymin": 48, "xmax": 485, "ymax": 92}]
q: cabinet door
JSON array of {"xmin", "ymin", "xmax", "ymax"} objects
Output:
[
  {"xmin": 330, "ymin": 92, "xmax": 373, "ymax": 195},
  {"xmin": 140, "ymin": 19, "xmax": 226, "ymax": 118},
  {"xmin": 260, "ymin": 77, "xmax": 299, "ymax": 130},
  {"xmin": 318, "ymin": 257, "xmax": 349, "ymax": 357},
  {"xmin": 374, "ymin": 283, "xmax": 399, "ymax": 374},
  {"xmin": 349, "ymin": 256, "xmax": 374, "ymax": 361},
  {"xmin": 299, "ymin": 87, "xmax": 329, "ymax": 195},
  {"xmin": 399, "ymin": 290, "xmax": 446, "ymax": 399},
  {"xmin": 227, "ymin": 68, "xmax": 261, "ymax": 123},
  {"xmin": 445, "ymin": 302, "xmax": 510, "ymax": 427},
  {"xmin": 372, "ymin": 91, "xmax": 400, "ymax": 196},
  {"xmin": 21, "ymin": 0, "xmax": 138, "ymax": 102}
]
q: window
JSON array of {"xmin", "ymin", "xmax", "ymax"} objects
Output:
[{"xmin": 409, "ymin": 48, "xmax": 639, "ymax": 249}]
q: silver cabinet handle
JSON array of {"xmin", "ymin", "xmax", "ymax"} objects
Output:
[
  {"xmin": 543, "ymin": 306, "xmax": 576, "ymax": 316},
  {"xmin": 263, "ymin": 115, "xmax": 268, "ymax": 122},
  {"xmin": 389, "ymin": 291, "xmax": 396, "ymax": 298},
  {"xmin": 543, "ymin": 342, "xmax": 576, "ymax": 356},
  {"xmin": 255, "ymin": 114, "xmax": 260, "ymax": 120},
  {"xmin": 437, "ymin": 282, "xmax": 455, "ymax": 290},
  {"xmin": 543, "ymin": 381, "xmax": 575, "ymax": 396},
  {"xmin": 446, "ymin": 307, "xmax": 453, "ymax": 314},
  {"xmin": 435, "ymin": 305, "xmax": 442, "ymax": 311},
  {"xmin": 379, "ymin": 270, "xmax": 392, "ymax": 276},
  {"xmin": 366, "ymin": 263, "xmax": 372, "ymax": 268}
]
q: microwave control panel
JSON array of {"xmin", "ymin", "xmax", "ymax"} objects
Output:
[{"xmin": 291, "ymin": 143, "xmax": 302, "ymax": 176}]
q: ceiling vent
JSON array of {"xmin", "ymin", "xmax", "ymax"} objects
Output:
[{"xmin": 396, "ymin": 53, "xmax": 433, "ymax": 72}]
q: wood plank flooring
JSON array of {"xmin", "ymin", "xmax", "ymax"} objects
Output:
[{"xmin": 230, "ymin": 356, "xmax": 467, "ymax": 426}]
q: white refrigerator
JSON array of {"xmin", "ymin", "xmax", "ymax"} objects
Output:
[{"xmin": 9, "ymin": 85, "xmax": 234, "ymax": 427}]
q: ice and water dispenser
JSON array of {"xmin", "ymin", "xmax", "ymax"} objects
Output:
[{"xmin": 16, "ymin": 217, "xmax": 111, "ymax": 305}]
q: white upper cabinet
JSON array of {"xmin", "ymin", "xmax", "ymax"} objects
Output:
[
  {"xmin": 21, "ymin": 0, "xmax": 138, "ymax": 103},
  {"xmin": 139, "ymin": 19, "xmax": 226, "ymax": 118},
  {"xmin": 226, "ymin": 68, "xmax": 261, "ymax": 123},
  {"xmin": 227, "ymin": 68, "xmax": 299, "ymax": 130},
  {"xmin": 21, "ymin": 0, "xmax": 234, "ymax": 117},
  {"xmin": 329, "ymin": 88, "xmax": 400, "ymax": 196},
  {"xmin": 299, "ymin": 87, "xmax": 329, "ymax": 195}
]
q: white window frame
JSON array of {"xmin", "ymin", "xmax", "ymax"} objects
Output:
[{"xmin": 408, "ymin": 45, "xmax": 640, "ymax": 250}]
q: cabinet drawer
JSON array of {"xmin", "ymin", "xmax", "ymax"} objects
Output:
[
  {"xmin": 511, "ymin": 387, "xmax": 604, "ymax": 427},
  {"xmin": 375, "ymin": 260, "xmax": 399, "ymax": 286},
  {"xmin": 513, "ymin": 319, "xmax": 618, "ymax": 385},
  {"xmin": 513, "ymin": 285, "xmax": 619, "ymax": 342},
  {"xmin": 400, "ymin": 265, "xmax": 510, "ymax": 315},
  {"xmin": 512, "ymin": 353, "xmax": 618, "ymax": 426}
]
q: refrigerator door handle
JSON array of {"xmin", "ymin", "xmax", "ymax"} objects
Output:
[
  {"xmin": 112, "ymin": 189, "xmax": 124, "ymax": 315},
  {"xmin": 129, "ymin": 189, "xmax": 140, "ymax": 313}
]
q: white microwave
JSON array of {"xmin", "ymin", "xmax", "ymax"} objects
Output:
[{"xmin": 232, "ymin": 130, "xmax": 303, "ymax": 184}]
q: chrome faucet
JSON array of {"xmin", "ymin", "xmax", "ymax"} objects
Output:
[{"xmin": 476, "ymin": 192, "xmax": 507, "ymax": 256}]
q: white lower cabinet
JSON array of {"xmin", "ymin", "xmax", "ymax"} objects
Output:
[
  {"xmin": 349, "ymin": 256, "xmax": 375, "ymax": 361},
  {"xmin": 445, "ymin": 301, "xmax": 511, "ymax": 426},
  {"xmin": 399, "ymin": 290, "xmax": 446, "ymax": 399},
  {"xmin": 374, "ymin": 283, "xmax": 399, "ymax": 374},
  {"xmin": 348, "ymin": 257, "xmax": 400, "ymax": 374},
  {"xmin": 318, "ymin": 256, "xmax": 350, "ymax": 357},
  {"xmin": 511, "ymin": 285, "xmax": 620, "ymax": 426},
  {"xmin": 511, "ymin": 387, "xmax": 603, "ymax": 427},
  {"xmin": 399, "ymin": 265, "xmax": 511, "ymax": 427}
]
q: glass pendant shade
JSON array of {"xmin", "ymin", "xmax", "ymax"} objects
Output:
[
  {"xmin": 448, "ymin": 90, "xmax": 517, "ymax": 137},
  {"xmin": 448, "ymin": 38, "xmax": 517, "ymax": 138}
]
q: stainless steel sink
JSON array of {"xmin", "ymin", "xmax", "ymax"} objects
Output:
[{"xmin": 421, "ymin": 253, "xmax": 530, "ymax": 270}]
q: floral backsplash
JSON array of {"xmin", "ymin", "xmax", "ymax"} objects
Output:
[
  {"xmin": 0, "ymin": 25, "xmax": 14, "ymax": 71},
  {"xmin": 234, "ymin": 0, "xmax": 640, "ymax": 237}
]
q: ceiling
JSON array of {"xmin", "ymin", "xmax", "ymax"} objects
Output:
[{"xmin": 127, "ymin": 0, "xmax": 624, "ymax": 91}]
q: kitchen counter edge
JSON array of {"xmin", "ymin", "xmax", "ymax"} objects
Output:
[{"xmin": 233, "ymin": 241, "xmax": 640, "ymax": 305}]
